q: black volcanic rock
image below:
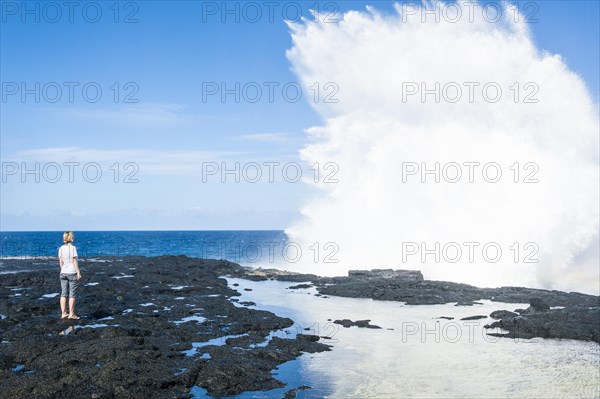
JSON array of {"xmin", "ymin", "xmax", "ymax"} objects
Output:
[
  {"xmin": 243, "ymin": 267, "xmax": 599, "ymax": 343},
  {"xmin": 455, "ymin": 301, "xmax": 483, "ymax": 306},
  {"xmin": 0, "ymin": 256, "xmax": 331, "ymax": 398},
  {"xmin": 274, "ymin": 274, "xmax": 319, "ymax": 283},
  {"xmin": 4, "ymin": 256, "xmax": 597, "ymax": 399},
  {"xmin": 489, "ymin": 310, "xmax": 519, "ymax": 319},
  {"xmin": 260, "ymin": 269, "xmax": 600, "ymax": 344},
  {"xmin": 530, "ymin": 297, "xmax": 551, "ymax": 311},
  {"xmin": 348, "ymin": 269, "xmax": 424, "ymax": 282},
  {"xmin": 461, "ymin": 315, "xmax": 488, "ymax": 321},
  {"xmin": 487, "ymin": 288, "xmax": 596, "ymax": 308},
  {"xmin": 90, "ymin": 309, "xmax": 112, "ymax": 319},
  {"xmin": 288, "ymin": 284, "xmax": 313, "ymax": 290},
  {"xmin": 333, "ymin": 319, "xmax": 382, "ymax": 329},
  {"xmin": 299, "ymin": 270, "xmax": 598, "ymax": 306},
  {"xmin": 521, "ymin": 298, "xmax": 553, "ymax": 316},
  {"xmin": 315, "ymin": 273, "xmax": 486, "ymax": 305},
  {"xmin": 296, "ymin": 334, "xmax": 320, "ymax": 342},
  {"xmin": 483, "ymin": 297, "xmax": 600, "ymax": 342},
  {"xmin": 194, "ymin": 336, "xmax": 329, "ymax": 397},
  {"xmin": 485, "ymin": 307, "xmax": 600, "ymax": 343},
  {"xmin": 283, "ymin": 385, "xmax": 311, "ymax": 399}
]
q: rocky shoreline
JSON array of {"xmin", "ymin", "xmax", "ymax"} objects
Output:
[
  {"xmin": 248, "ymin": 267, "xmax": 600, "ymax": 343},
  {"xmin": 0, "ymin": 256, "xmax": 331, "ymax": 398},
  {"xmin": 1, "ymin": 258, "xmax": 599, "ymax": 398}
]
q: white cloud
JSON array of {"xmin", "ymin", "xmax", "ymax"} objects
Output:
[
  {"xmin": 7, "ymin": 147, "xmax": 244, "ymax": 176},
  {"xmin": 233, "ymin": 132, "xmax": 301, "ymax": 143},
  {"xmin": 5, "ymin": 146, "xmax": 307, "ymax": 177},
  {"xmin": 52, "ymin": 103, "xmax": 190, "ymax": 126}
]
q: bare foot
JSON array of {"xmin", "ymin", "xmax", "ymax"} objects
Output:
[{"xmin": 61, "ymin": 313, "xmax": 68, "ymax": 319}]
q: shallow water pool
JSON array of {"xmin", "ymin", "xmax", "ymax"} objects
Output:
[{"xmin": 219, "ymin": 277, "xmax": 600, "ymax": 399}]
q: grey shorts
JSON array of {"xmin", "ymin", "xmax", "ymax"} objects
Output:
[{"xmin": 60, "ymin": 273, "xmax": 78, "ymax": 298}]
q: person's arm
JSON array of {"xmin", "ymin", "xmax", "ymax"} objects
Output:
[
  {"xmin": 58, "ymin": 247, "xmax": 63, "ymax": 270},
  {"xmin": 74, "ymin": 261, "xmax": 81, "ymax": 280},
  {"xmin": 73, "ymin": 246, "xmax": 81, "ymax": 280}
]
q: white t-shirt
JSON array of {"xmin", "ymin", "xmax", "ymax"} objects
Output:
[{"xmin": 59, "ymin": 244, "xmax": 78, "ymax": 274}]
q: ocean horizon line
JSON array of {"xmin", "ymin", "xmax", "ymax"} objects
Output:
[{"xmin": 1, "ymin": 229, "xmax": 286, "ymax": 233}]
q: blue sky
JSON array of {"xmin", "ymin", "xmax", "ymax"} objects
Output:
[{"xmin": 1, "ymin": 0, "xmax": 598, "ymax": 231}]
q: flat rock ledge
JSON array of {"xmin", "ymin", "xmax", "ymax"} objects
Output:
[
  {"xmin": 333, "ymin": 319, "xmax": 382, "ymax": 329},
  {"xmin": 0, "ymin": 256, "xmax": 331, "ymax": 399},
  {"xmin": 484, "ymin": 300, "xmax": 600, "ymax": 343},
  {"xmin": 244, "ymin": 266, "xmax": 600, "ymax": 343}
]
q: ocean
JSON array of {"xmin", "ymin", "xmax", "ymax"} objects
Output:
[{"xmin": 0, "ymin": 230, "xmax": 288, "ymax": 267}]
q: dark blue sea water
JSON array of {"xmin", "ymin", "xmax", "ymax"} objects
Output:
[{"xmin": 0, "ymin": 231, "xmax": 288, "ymax": 266}]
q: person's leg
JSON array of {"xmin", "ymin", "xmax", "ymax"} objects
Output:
[
  {"xmin": 69, "ymin": 297, "xmax": 76, "ymax": 317},
  {"xmin": 68, "ymin": 274, "xmax": 79, "ymax": 318},
  {"xmin": 60, "ymin": 297, "xmax": 67, "ymax": 317},
  {"xmin": 59, "ymin": 274, "xmax": 69, "ymax": 318}
]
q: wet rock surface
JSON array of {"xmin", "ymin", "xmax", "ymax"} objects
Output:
[
  {"xmin": 333, "ymin": 319, "xmax": 382, "ymax": 329},
  {"xmin": 347, "ymin": 269, "xmax": 423, "ymax": 282},
  {"xmin": 485, "ymin": 301, "xmax": 600, "ymax": 343},
  {"xmin": 287, "ymin": 284, "xmax": 312, "ymax": 290},
  {"xmin": 314, "ymin": 275, "xmax": 598, "ymax": 308},
  {"xmin": 460, "ymin": 315, "xmax": 488, "ymax": 321},
  {"xmin": 0, "ymin": 256, "xmax": 331, "ymax": 398},
  {"xmin": 251, "ymin": 268, "xmax": 600, "ymax": 343},
  {"xmin": 489, "ymin": 310, "xmax": 519, "ymax": 319},
  {"xmin": 283, "ymin": 385, "xmax": 311, "ymax": 399},
  {"xmin": 2, "ymin": 257, "xmax": 599, "ymax": 399}
]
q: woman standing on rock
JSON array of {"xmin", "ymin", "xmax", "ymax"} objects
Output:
[{"xmin": 58, "ymin": 231, "xmax": 81, "ymax": 320}]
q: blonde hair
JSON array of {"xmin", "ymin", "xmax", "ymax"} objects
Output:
[{"xmin": 63, "ymin": 231, "xmax": 75, "ymax": 244}]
